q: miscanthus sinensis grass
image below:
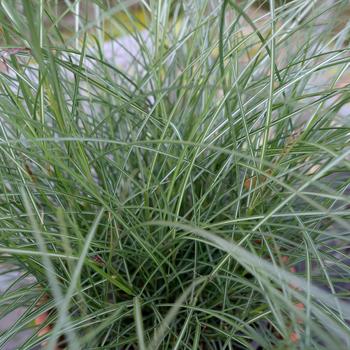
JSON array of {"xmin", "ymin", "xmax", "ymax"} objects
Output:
[{"xmin": 0, "ymin": 0, "xmax": 350, "ymax": 349}]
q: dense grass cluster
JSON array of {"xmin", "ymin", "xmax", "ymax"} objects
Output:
[{"xmin": 0, "ymin": 0, "xmax": 350, "ymax": 349}]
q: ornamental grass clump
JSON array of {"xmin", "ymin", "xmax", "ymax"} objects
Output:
[{"xmin": 0, "ymin": 0, "xmax": 350, "ymax": 349}]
